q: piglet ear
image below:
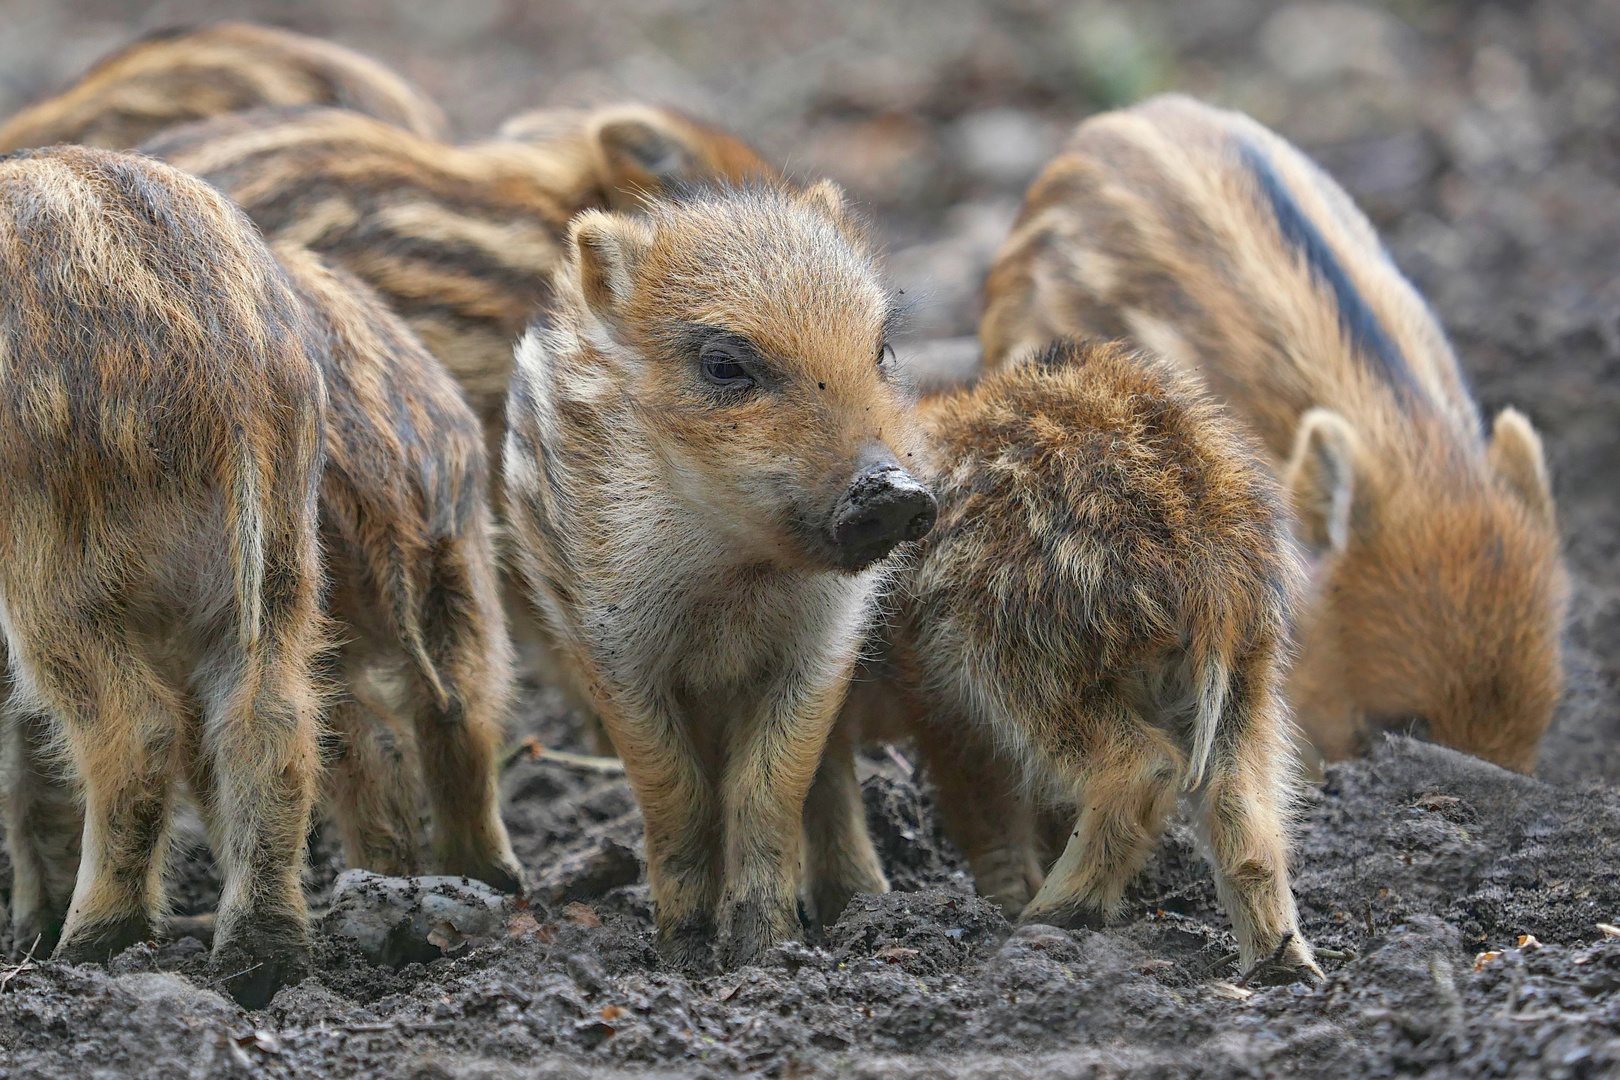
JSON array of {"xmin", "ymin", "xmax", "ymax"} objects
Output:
[
  {"xmin": 1284, "ymin": 408, "xmax": 1360, "ymax": 558},
  {"xmin": 801, "ymin": 178, "xmax": 846, "ymax": 220},
  {"xmin": 595, "ymin": 113, "xmax": 696, "ymax": 202},
  {"xmin": 1488, "ymin": 407, "xmax": 1556, "ymax": 527},
  {"xmin": 569, "ymin": 210, "xmax": 654, "ymax": 326}
]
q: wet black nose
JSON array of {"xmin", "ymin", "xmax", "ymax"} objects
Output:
[{"xmin": 830, "ymin": 466, "xmax": 938, "ymax": 570}]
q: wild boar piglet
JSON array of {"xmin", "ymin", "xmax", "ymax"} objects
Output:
[
  {"xmin": 272, "ymin": 242, "xmax": 522, "ymax": 895},
  {"xmin": 503, "ymin": 182, "xmax": 935, "ymax": 969},
  {"xmin": 851, "ymin": 340, "xmax": 1317, "ymax": 980},
  {"xmin": 0, "ymin": 21, "xmax": 446, "ymax": 153},
  {"xmin": 144, "ymin": 103, "xmax": 774, "ymax": 461},
  {"xmin": 981, "ymin": 94, "xmax": 1566, "ymax": 772},
  {"xmin": 0, "ymin": 146, "xmax": 326, "ymax": 1007},
  {"xmin": 144, "ymin": 103, "xmax": 777, "ymax": 702}
]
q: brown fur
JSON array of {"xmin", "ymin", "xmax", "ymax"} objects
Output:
[
  {"xmin": 142, "ymin": 103, "xmax": 776, "ymax": 699},
  {"xmin": 0, "ymin": 23, "xmax": 447, "ymax": 154},
  {"xmin": 142, "ymin": 104, "xmax": 774, "ymax": 466},
  {"xmin": 498, "ymin": 102, "xmax": 774, "ymax": 213},
  {"xmin": 0, "ymin": 146, "xmax": 327, "ymax": 1007},
  {"xmin": 980, "ymin": 94, "xmax": 1567, "ymax": 772},
  {"xmin": 830, "ymin": 340, "xmax": 1316, "ymax": 977},
  {"xmin": 0, "ymin": 149, "xmax": 520, "ymax": 1008},
  {"xmin": 502, "ymin": 183, "xmax": 933, "ymax": 970},
  {"xmin": 273, "ymin": 243, "xmax": 521, "ymax": 894}
]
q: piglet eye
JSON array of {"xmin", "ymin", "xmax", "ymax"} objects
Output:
[
  {"xmin": 701, "ymin": 343, "xmax": 755, "ymax": 389},
  {"xmin": 877, "ymin": 342, "xmax": 896, "ymax": 368}
]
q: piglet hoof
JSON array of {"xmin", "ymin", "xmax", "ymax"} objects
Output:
[
  {"xmin": 466, "ymin": 858, "xmax": 525, "ymax": 897},
  {"xmin": 657, "ymin": 913, "xmax": 718, "ymax": 976},
  {"xmin": 212, "ymin": 939, "xmax": 310, "ymax": 1010},
  {"xmin": 1239, "ymin": 932, "xmax": 1324, "ymax": 988},
  {"xmin": 212, "ymin": 923, "xmax": 311, "ymax": 1009},
  {"xmin": 54, "ymin": 914, "xmax": 152, "ymax": 965},
  {"xmin": 9, "ymin": 912, "xmax": 65, "ymax": 961},
  {"xmin": 718, "ymin": 897, "xmax": 795, "ymax": 970}
]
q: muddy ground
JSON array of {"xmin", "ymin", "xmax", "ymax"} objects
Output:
[{"xmin": 3, "ymin": 0, "xmax": 1620, "ymax": 1076}]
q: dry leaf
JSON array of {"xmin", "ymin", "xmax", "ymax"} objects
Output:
[
  {"xmin": 428, "ymin": 920, "xmax": 468, "ymax": 953},
  {"xmin": 1517, "ymin": 934, "xmax": 1542, "ymax": 949},
  {"xmin": 507, "ymin": 910, "xmax": 541, "ymax": 938},
  {"xmin": 1474, "ymin": 950, "xmax": 1502, "ymax": 970},
  {"xmin": 599, "ymin": 1004, "xmax": 626, "ymax": 1021},
  {"xmin": 562, "ymin": 902, "xmax": 601, "ymax": 928},
  {"xmin": 252, "ymin": 1029, "xmax": 282, "ymax": 1055},
  {"xmin": 1210, "ymin": 981, "xmax": 1253, "ymax": 1000},
  {"xmin": 874, "ymin": 945, "xmax": 920, "ymax": 961}
]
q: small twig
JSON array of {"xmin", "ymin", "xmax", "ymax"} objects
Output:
[
  {"xmin": 501, "ymin": 735, "xmax": 626, "ymax": 774},
  {"xmin": 220, "ymin": 961, "xmax": 264, "ymax": 985},
  {"xmin": 1430, "ymin": 955, "xmax": 1464, "ymax": 1032},
  {"xmin": 532, "ymin": 748, "xmax": 627, "ymax": 775},
  {"xmin": 0, "ymin": 934, "xmax": 42, "ymax": 993},
  {"xmin": 1236, "ymin": 932, "xmax": 1295, "ymax": 988},
  {"xmin": 883, "ymin": 743, "xmax": 915, "ymax": 779},
  {"xmin": 1201, "ymin": 950, "xmax": 1241, "ymax": 978}
]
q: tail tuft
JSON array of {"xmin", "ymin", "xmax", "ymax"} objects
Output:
[
  {"xmin": 228, "ymin": 438, "xmax": 266, "ymax": 654},
  {"xmin": 1183, "ymin": 653, "xmax": 1226, "ymax": 791}
]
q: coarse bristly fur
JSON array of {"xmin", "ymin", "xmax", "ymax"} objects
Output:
[
  {"xmin": 141, "ymin": 101, "xmax": 777, "ymax": 700},
  {"xmin": 273, "ymin": 242, "xmax": 521, "ymax": 895},
  {"xmin": 0, "ymin": 146, "xmax": 327, "ymax": 1008},
  {"xmin": 142, "ymin": 103, "xmax": 774, "ymax": 468},
  {"xmin": 980, "ymin": 94, "xmax": 1567, "ymax": 773},
  {"xmin": 830, "ymin": 340, "xmax": 1318, "ymax": 980},
  {"xmin": 503, "ymin": 181, "xmax": 934, "ymax": 970},
  {"xmin": 0, "ymin": 22, "xmax": 448, "ymax": 154}
]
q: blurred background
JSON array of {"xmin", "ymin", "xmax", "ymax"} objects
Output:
[{"xmin": 3, "ymin": 0, "xmax": 1619, "ymax": 781}]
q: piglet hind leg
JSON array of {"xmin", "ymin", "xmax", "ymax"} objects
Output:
[
  {"xmin": 1018, "ymin": 717, "xmax": 1181, "ymax": 933},
  {"xmin": 193, "ymin": 548, "xmax": 325, "ymax": 1009},
  {"xmin": 801, "ymin": 713, "xmax": 888, "ymax": 928},
  {"xmin": 2, "ymin": 698, "xmax": 83, "ymax": 958},
  {"xmin": 34, "ymin": 631, "xmax": 187, "ymax": 966},
  {"xmin": 1195, "ymin": 662, "xmax": 1320, "ymax": 984},
  {"xmin": 412, "ymin": 529, "xmax": 523, "ymax": 893}
]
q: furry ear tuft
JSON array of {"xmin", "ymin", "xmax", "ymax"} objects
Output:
[
  {"xmin": 569, "ymin": 211, "xmax": 654, "ymax": 325},
  {"xmin": 1284, "ymin": 408, "xmax": 1360, "ymax": 557},
  {"xmin": 801, "ymin": 178, "xmax": 846, "ymax": 220},
  {"xmin": 1488, "ymin": 407, "xmax": 1556, "ymax": 526}
]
